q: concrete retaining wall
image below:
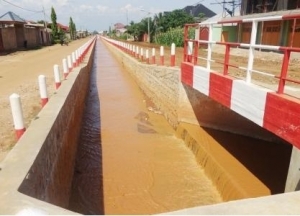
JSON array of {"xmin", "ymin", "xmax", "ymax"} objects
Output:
[{"xmin": 0, "ymin": 41, "xmax": 95, "ymax": 214}]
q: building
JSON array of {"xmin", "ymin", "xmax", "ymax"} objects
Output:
[
  {"xmin": 0, "ymin": 11, "xmax": 51, "ymax": 52},
  {"xmin": 211, "ymin": 0, "xmax": 300, "ymax": 47}
]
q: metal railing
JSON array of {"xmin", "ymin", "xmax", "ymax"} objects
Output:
[{"xmin": 183, "ymin": 16, "xmax": 300, "ymax": 97}]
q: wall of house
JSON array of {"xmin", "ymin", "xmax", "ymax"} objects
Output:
[
  {"xmin": 212, "ymin": 26, "xmax": 222, "ymax": 41},
  {"xmin": 39, "ymin": 30, "xmax": 51, "ymax": 45},
  {"xmin": 24, "ymin": 27, "xmax": 38, "ymax": 48},
  {"xmin": 15, "ymin": 25, "xmax": 25, "ymax": 48},
  {"xmin": 222, "ymin": 26, "xmax": 238, "ymax": 42},
  {"xmin": 1, "ymin": 27, "xmax": 17, "ymax": 50}
]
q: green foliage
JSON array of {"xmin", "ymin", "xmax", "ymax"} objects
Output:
[
  {"xmin": 69, "ymin": 17, "xmax": 76, "ymax": 40},
  {"xmin": 198, "ymin": 13, "xmax": 206, "ymax": 18},
  {"xmin": 154, "ymin": 27, "xmax": 195, "ymax": 47},
  {"xmin": 120, "ymin": 9, "xmax": 195, "ymax": 43},
  {"xmin": 50, "ymin": 7, "xmax": 58, "ymax": 42}
]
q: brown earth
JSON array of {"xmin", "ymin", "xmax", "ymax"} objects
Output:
[{"xmin": 0, "ymin": 38, "xmax": 299, "ymax": 162}]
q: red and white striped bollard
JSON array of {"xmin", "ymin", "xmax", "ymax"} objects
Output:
[
  {"xmin": 67, "ymin": 55, "xmax": 72, "ymax": 72},
  {"xmin": 146, "ymin": 49, "xmax": 149, "ymax": 64},
  {"xmin": 72, "ymin": 52, "xmax": 76, "ymax": 68},
  {"xmin": 53, "ymin": 64, "xmax": 61, "ymax": 89},
  {"xmin": 9, "ymin": 93, "xmax": 25, "ymax": 140},
  {"xmin": 141, "ymin": 48, "xmax": 144, "ymax": 61},
  {"xmin": 160, "ymin": 46, "xmax": 164, "ymax": 66},
  {"xmin": 152, "ymin": 48, "xmax": 155, "ymax": 64},
  {"xmin": 38, "ymin": 75, "xmax": 48, "ymax": 107},
  {"xmin": 62, "ymin": 58, "xmax": 68, "ymax": 79},
  {"xmin": 136, "ymin": 46, "xmax": 139, "ymax": 59},
  {"xmin": 170, "ymin": 43, "xmax": 176, "ymax": 67}
]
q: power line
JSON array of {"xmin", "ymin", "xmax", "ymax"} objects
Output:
[{"xmin": 2, "ymin": 0, "xmax": 43, "ymax": 13}]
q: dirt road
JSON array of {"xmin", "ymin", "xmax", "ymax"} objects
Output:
[{"xmin": 0, "ymin": 37, "xmax": 91, "ymax": 161}]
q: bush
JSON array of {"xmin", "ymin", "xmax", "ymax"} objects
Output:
[{"xmin": 154, "ymin": 27, "xmax": 195, "ymax": 47}]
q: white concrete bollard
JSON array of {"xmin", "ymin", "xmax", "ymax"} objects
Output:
[
  {"xmin": 9, "ymin": 93, "xmax": 25, "ymax": 140},
  {"xmin": 152, "ymin": 48, "xmax": 156, "ymax": 64},
  {"xmin": 67, "ymin": 55, "xmax": 72, "ymax": 72},
  {"xmin": 171, "ymin": 43, "xmax": 176, "ymax": 67},
  {"xmin": 38, "ymin": 75, "xmax": 48, "ymax": 107},
  {"xmin": 62, "ymin": 58, "xmax": 68, "ymax": 79},
  {"xmin": 160, "ymin": 46, "xmax": 164, "ymax": 66},
  {"xmin": 53, "ymin": 64, "xmax": 61, "ymax": 89},
  {"xmin": 72, "ymin": 52, "xmax": 76, "ymax": 68}
]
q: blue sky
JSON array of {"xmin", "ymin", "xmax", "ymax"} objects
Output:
[{"xmin": 0, "ymin": 0, "xmax": 223, "ymax": 32}]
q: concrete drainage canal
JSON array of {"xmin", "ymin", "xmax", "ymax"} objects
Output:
[{"xmin": 0, "ymin": 39, "xmax": 293, "ymax": 214}]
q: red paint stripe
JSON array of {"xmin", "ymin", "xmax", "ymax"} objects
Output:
[
  {"xmin": 216, "ymin": 42, "xmax": 241, "ymax": 47},
  {"xmin": 41, "ymin": 98, "xmax": 48, "ymax": 108},
  {"xmin": 181, "ymin": 62, "xmax": 194, "ymax": 87},
  {"xmin": 209, "ymin": 72, "xmax": 233, "ymax": 108},
  {"xmin": 282, "ymin": 14, "xmax": 300, "ymax": 20},
  {"xmin": 16, "ymin": 128, "xmax": 26, "ymax": 140},
  {"xmin": 263, "ymin": 93, "xmax": 300, "ymax": 149}
]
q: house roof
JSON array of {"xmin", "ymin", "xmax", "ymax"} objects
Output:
[
  {"xmin": 0, "ymin": 11, "xmax": 25, "ymax": 23},
  {"xmin": 114, "ymin": 23, "xmax": 125, "ymax": 30},
  {"xmin": 57, "ymin": 23, "xmax": 69, "ymax": 31},
  {"xmin": 183, "ymin": 4, "xmax": 216, "ymax": 18}
]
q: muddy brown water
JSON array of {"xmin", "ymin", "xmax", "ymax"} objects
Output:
[{"xmin": 68, "ymin": 39, "xmax": 292, "ymax": 214}]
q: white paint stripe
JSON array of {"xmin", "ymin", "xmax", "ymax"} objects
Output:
[
  {"xmin": 243, "ymin": 15, "xmax": 283, "ymax": 22},
  {"xmin": 231, "ymin": 80, "xmax": 274, "ymax": 126},
  {"xmin": 193, "ymin": 66, "xmax": 210, "ymax": 96}
]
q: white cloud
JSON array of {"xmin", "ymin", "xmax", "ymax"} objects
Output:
[
  {"xmin": 96, "ymin": 5, "xmax": 109, "ymax": 13},
  {"xmin": 79, "ymin": 4, "xmax": 94, "ymax": 11}
]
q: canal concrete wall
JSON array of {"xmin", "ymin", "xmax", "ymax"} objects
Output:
[{"xmin": 0, "ymin": 40, "xmax": 95, "ymax": 214}]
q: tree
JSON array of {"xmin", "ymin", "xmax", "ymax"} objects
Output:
[
  {"xmin": 162, "ymin": 10, "xmax": 195, "ymax": 30},
  {"xmin": 69, "ymin": 17, "xmax": 77, "ymax": 40},
  {"xmin": 50, "ymin": 7, "xmax": 58, "ymax": 42},
  {"xmin": 198, "ymin": 13, "xmax": 206, "ymax": 18},
  {"xmin": 126, "ymin": 9, "xmax": 195, "ymax": 42}
]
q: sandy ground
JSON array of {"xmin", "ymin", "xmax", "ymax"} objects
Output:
[
  {"xmin": 0, "ymin": 37, "xmax": 91, "ymax": 161},
  {"xmin": 1, "ymin": 38, "xmax": 299, "ymax": 162}
]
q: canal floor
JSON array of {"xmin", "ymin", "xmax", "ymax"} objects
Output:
[{"xmin": 68, "ymin": 39, "xmax": 223, "ymax": 214}]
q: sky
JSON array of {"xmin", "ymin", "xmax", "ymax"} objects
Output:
[{"xmin": 0, "ymin": 0, "xmax": 224, "ymax": 32}]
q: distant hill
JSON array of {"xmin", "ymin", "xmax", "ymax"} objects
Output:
[{"xmin": 182, "ymin": 4, "xmax": 216, "ymax": 18}]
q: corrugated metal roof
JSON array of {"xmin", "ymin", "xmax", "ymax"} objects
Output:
[{"xmin": 0, "ymin": 11, "xmax": 25, "ymax": 23}]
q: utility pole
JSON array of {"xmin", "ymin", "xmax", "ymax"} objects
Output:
[
  {"xmin": 43, "ymin": 6, "xmax": 47, "ymax": 31},
  {"xmin": 211, "ymin": 0, "xmax": 241, "ymax": 17},
  {"xmin": 126, "ymin": 9, "xmax": 128, "ymax": 40}
]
